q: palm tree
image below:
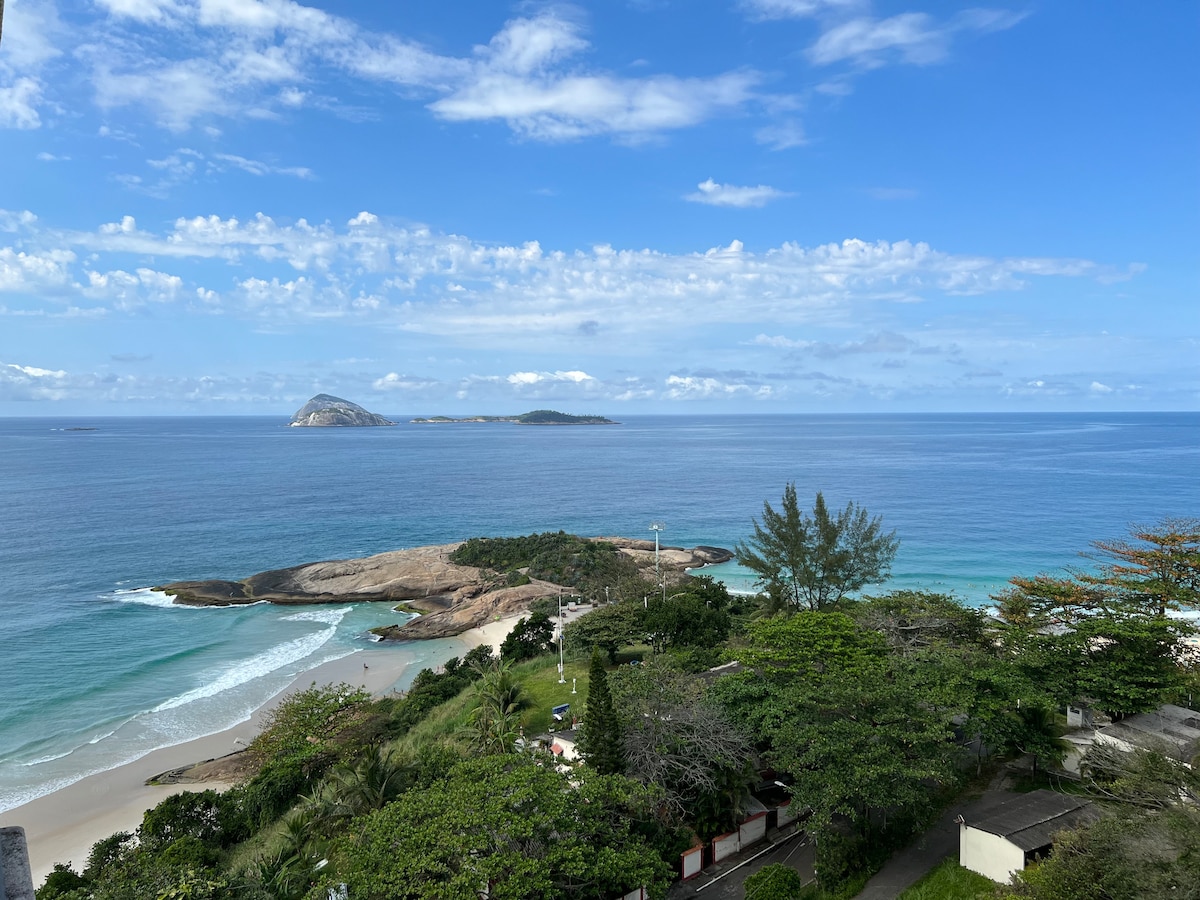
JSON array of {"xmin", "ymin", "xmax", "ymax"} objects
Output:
[{"xmin": 467, "ymin": 660, "xmax": 532, "ymax": 754}]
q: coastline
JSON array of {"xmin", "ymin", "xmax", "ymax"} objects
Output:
[{"xmin": 0, "ymin": 614, "xmax": 522, "ymax": 887}]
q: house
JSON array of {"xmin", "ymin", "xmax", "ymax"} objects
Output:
[
  {"xmin": 1062, "ymin": 703, "xmax": 1200, "ymax": 775},
  {"xmin": 959, "ymin": 790, "xmax": 1099, "ymax": 883}
]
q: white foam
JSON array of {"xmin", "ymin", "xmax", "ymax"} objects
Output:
[
  {"xmin": 88, "ymin": 730, "xmax": 117, "ymax": 745},
  {"xmin": 152, "ymin": 626, "xmax": 340, "ymax": 712},
  {"xmin": 109, "ymin": 588, "xmax": 181, "ymax": 608},
  {"xmin": 281, "ymin": 607, "xmax": 353, "ymax": 625},
  {"xmin": 22, "ymin": 750, "xmax": 72, "ymax": 767}
]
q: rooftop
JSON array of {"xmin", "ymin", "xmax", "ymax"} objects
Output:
[{"xmin": 964, "ymin": 790, "xmax": 1099, "ymax": 852}]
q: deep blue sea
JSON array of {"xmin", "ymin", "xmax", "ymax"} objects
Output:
[{"xmin": 1, "ymin": 412, "xmax": 1197, "ymax": 811}]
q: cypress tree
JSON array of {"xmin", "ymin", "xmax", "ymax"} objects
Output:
[{"xmin": 580, "ymin": 649, "xmax": 624, "ymax": 775}]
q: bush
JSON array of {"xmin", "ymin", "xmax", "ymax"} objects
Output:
[{"xmin": 746, "ymin": 863, "xmax": 806, "ymax": 900}]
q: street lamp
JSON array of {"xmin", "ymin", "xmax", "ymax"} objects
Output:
[
  {"xmin": 648, "ymin": 521, "xmax": 665, "ymax": 580},
  {"xmin": 557, "ymin": 590, "xmax": 567, "ymax": 684}
]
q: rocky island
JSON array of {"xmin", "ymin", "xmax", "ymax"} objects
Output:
[
  {"xmin": 410, "ymin": 409, "xmax": 618, "ymax": 425},
  {"xmin": 289, "ymin": 393, "xmax": 395, "ymax": 427},
  {"xmin": 156, "ymin": 536, "xmax": 732, "ymax": 640}
]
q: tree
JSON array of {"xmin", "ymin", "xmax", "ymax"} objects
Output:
[
  {"xmin": 467, "ymin": 659, "xmax": 532, "ymax": 754},
  {"xmin": 607, "ymin": 662, "xmax": 754, "ymax": 831},
  {"xmin": 564, "ymin": 601, "xmax": 644, "ymax": 663},
  {"xmin": 736, "ymin": 486, "xmax": 899, "ymax": 611},
  {"xmin": 579, "ymin": 650, "xmax": 624, "ymax": 775},
  {"xmin": 499, "ymin": 611, "xmax": 555, "ymax": 662},
  {"xmin": 744, "ymin": 863, "xmax": 805, "ymax": 900},
  {"xmin": 330, "ymin": 756, "xmax": 676, "ymax": 900},
  {"xmin": 997, "ymin": 575, "xmax": 1192, "ymax": 717},
  {"xmin": 1083, "ymin": 517, "xmax": 1200, "ymax": 617}
]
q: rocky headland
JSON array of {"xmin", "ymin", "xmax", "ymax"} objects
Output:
[
  {"xmin": 289, "ymin": 393, "xmax": 395, "ymax": 427},
  {"xmin": 156, "ymin": 539, "xmax": 733, "ymax": 640}
]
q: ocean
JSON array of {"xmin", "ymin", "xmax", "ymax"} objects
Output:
[{"xmin": 1, "ymin": 412, "xmax": 1196, "ymax": 812}]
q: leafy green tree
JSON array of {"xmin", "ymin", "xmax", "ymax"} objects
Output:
[
  {"xmin": 499, "ymin": 611, "xmax": 555, "ymax": 662},
  {"xmin": 329, "ymin": 756, "xmax": 675, "ymax": 900},
  {"xmin": 998, "ymin": 575, "xmax": 1191, "ymax": 716},
  {"xmin": 564, "ymin": 601, "xmax": 644, "ymax": 663},
  {"xmin": 579, "ymin": 650, "xmax": 624, "ymax": 775},
  {"xmin": 735, "ymin": 486, "xmax": 899, "ymax": 611},
  {"xmin": 768, "ymin": 667, "xmax": 957, "ymax": 836},
  {"xmin": 744, "ymin": 863, "xmax": 805, "ymax": 900},
  {"xmin": 850, "ymin": 590, "xmax": 987, "ymax": 654},
  {"xmin": 643, "ymin": 593, "xmax": 730, "ymax": 653}
]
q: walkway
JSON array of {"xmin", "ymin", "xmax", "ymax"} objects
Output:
[{"xmin": 855, "ymin": 773, "xmax": 1016, "ymax": 899}]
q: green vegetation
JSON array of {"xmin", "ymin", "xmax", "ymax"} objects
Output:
[
  {"xmin": 899, "ymin": 859, "xmax": 996, "ymax": 900},
  {"xmin": 514, "ymin": 409, "xmax": 616, "ymax": 425},
  {"xmin": 34, "ymin": 517, "xmax": 1200, "ymax": 900},
  {"xmin": 450, "ymin": 530, "xmax": 642, "ymax": 599},
  {"xmin": 735, "ymin": 486, "xmax": 899, "ymax": 611}
]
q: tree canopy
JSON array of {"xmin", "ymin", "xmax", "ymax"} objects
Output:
[
  {"xmin": 330, "ymin": 756, "xmax": 676, "ymax": 900},
  {"xmin": 735, "ymin": 486, "xmax": 899, "ymax": 611}
]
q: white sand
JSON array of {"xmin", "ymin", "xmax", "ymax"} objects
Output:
[{"xmin": 0, "ymin": 615, "xmax": 522, "ymax": 886}]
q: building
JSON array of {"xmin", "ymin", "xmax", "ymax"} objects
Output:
[{"xmin": 959, "ymin": 790, "xmax": 1099, "ymax": 883}]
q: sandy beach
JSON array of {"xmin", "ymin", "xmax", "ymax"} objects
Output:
[{"xmin": 0, "ymin": 614, "xmax": 522, "ymax": 886}]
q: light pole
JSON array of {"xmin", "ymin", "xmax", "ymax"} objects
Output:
[
  {"xmin": 557, "ymin": 590, "xmax": 566, "ymax": 684},
  {"xmin": 648, "ymin": 521, "xmax": 665, "ymax": 580}
]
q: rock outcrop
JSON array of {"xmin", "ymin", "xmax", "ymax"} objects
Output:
[
  {"xmin": 156, "ymin": 539, "xmax": 734, "ymax": 640},
  {"xmin": 289, "ymin": 394, "xmax": 395, "ymax": 427}
]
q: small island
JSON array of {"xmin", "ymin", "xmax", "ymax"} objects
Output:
[
  {"xmin": 410, "ymin": 409, "xmax": 618, "ymax": 426},
  {"xmin": 289, "ymin": 394, "xmax": 395, "ymax": 427}
]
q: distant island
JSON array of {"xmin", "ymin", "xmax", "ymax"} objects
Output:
[
  {"xmin": 411, "ymin": 409, "xmax": 618, "ymax": 426},
  {"xmin": 289, "ymin": 393, "xmax": 395, "ymax": 427}
]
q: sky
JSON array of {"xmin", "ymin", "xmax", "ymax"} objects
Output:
[{"xmin": 0, "ymin": 0, "xmax": 1196, "ymax": 416}]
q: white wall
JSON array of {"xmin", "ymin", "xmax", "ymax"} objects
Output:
[{"xmin": 960, "ymin": 825, "xmax": 1026, "ymax": 883}]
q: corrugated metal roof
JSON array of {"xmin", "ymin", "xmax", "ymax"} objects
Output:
[{"xmin": 966, "ymin": 790, "xmax": 1099, "ymax": 852}]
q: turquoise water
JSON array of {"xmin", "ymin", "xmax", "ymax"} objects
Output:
[{"xmin": 1, "ymin": 412, "xmax": 1196, "ymax": 811}]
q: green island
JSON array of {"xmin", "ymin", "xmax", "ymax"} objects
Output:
[
  {"xmin": 410, "ymin": 408, "xmax": 619, "ymax": 425},
  {"xmin": 35, "ymin": 492, "xmax": 1200, "ymax": 900}
]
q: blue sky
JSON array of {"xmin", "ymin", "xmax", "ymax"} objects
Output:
[{"xmin": 1, "ymin": 0, "xmax": 1196, "ymax": 415}]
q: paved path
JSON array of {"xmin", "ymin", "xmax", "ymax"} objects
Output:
[{"xmin": 855, "ymin": 774, "xmax": 1016, "ymax": 899}]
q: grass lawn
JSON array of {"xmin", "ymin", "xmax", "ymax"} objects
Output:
[
  {"xmin": 512, "ymin": 654, "xmax": 592, "ymax": 733},
  {"xmin": 896, "ymin": 859, "xmax": 998, "ymax": 899}
]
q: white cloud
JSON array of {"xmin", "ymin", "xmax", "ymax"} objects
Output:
[
  {"xmin": 7, "ymin": 363, "xmax": 67, "ymax": 378},
  {"xmin": 755, "ymin": 120, "xmax": 808, "ymax": 150},
  {"xmin": 1090, "ymin": 380, "xmax": 1113, "ymax": 394},
  {"xmin": 507, "ymin": 370, "xmax": 595, "ymax": 385},
  {"xmin": 741, "ymin": 0, "xmax": 865, "ymax": 21},
  {"xmin": 0, "ymin": 78, "xmax": 45, "ymax": 129},
  {"xmin": 1, "ymin": 209, "xmax": 1137, "ymax": 349},
  {"xmin": 665, "ymin": 374, "xmax": 771, "ymax": 399},
  {"xmin": 685, "ymin": 178, "xmax": 792, "ymax": 208},
  {"xmin": 67, "ymin": 6, "xmax": 765, "ymax": 139},
  {"xmin": 808, "ymin": 10, "xmax": 1026, "ymax": 68}
]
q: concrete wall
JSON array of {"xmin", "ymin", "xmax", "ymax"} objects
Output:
[
  {"xmin": 776, "ymin": 801, "xmax": 798, "ymax": 827},
  {"xmin": 960, "ymin": 824, "xmax": 1026, "ymax": 883},
  {"xmin": 1, "ymin": 826, "xmax": 36, "ymax": 900},
  {"xmin": 681, "ymin": 845, "xmax": 703, "ymax": 880},
  {"xmin": 712, "ymin": 831, "xmax": 740, "ymax": 863},
  {"xmin": 739, "ymin": 812, "xmax": 767, "ymax": 847}
]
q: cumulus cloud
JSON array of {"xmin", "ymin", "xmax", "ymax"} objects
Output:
[
  {"xmin": 0, "ymin": 209, "xmax": 1137, "ymax": 333},
  {"xmin": 685, "ymin": 178, "xmax": 792, "ymax": 208},
  {"xmin": 507, "ymin": 370, "xmax": 595, "ymax": 385}
]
